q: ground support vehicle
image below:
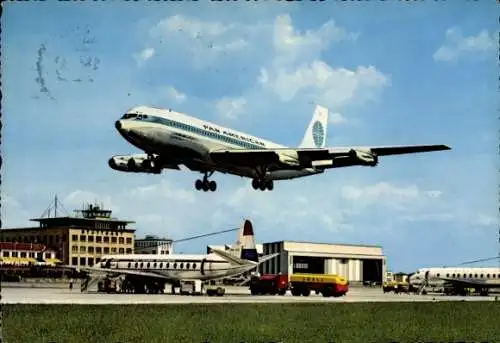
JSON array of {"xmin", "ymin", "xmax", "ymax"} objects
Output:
[
  {"xmin": 383, "ymin": 281, "xmax": 410, "ymax": 294},
  {"xmin": 289, "ymin": 273, "xmax": 348, "ymax": 297},
  {"xmin": 249, "ymin": 273, "xmax": 349, "ymax": 297},
  {"xmin": 249, "ymin": 274, "xmax": 288, "ymax": 295}
]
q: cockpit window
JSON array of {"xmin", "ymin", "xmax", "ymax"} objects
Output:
[
  {"xmin": 121, "ymin": 113, "xmax": 138, "ymax": 119},
  {"xmin": 134, "ymin": 114, "xmax": 149, "ymax": 120}
]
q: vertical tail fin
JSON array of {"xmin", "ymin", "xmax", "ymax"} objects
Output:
[
  {"xmin": 299, "ymin": 105, "xmax": 329, "ymax": 149},
  {"xmin": 239, "ymin": 220, "xmax": 259, "ymax": 263}
]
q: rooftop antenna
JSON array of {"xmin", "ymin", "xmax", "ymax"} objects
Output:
[{"xmin": 54, "ymin": 194, "xmax": 58, "ymax": 217}]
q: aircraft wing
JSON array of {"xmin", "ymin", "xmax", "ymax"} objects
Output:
[
  {"xmin": 257, "ymin": 253, "xmax": 280, "ymax": 264},
  {"xmin": 439, "ymin": 277, "xmax": 500, "ymax": 289},
  {"xmin": 209, "ymin": 144, "xmax": 451, "ymax": 170},
  {"xmin": 211, "ymin": 249, "xmax": 256, "ymax": 266},
  {"xmin": 64, "ymin": 265, "xmax": 173, "ymax": 280},
  {"xmin": 211, "ymin": 250, "xmax": 280, "ymax": 266}
]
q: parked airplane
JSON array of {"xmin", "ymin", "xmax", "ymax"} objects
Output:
[
  {"xmin": 409, "ymin": 267, "xmax": 500, "ymax": 296},
  {"xmin": 109, "ymin": 104, "xmax": 451, "ymax": 192},
  {"xmin": 78, "ymin": 219, "xmax": 278, "ymax": 294}
]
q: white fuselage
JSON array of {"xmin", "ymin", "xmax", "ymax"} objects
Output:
[
  {"xmin": 96, "ymin": 252, "xmax": 256, "ymax": 281},
  {"xmin": 115, "ymin": 106, "xmax": 321, "ymax": 180},
  {"xmin": 409, "ymin": 267, "xmax": 500, "ymax": 288}
]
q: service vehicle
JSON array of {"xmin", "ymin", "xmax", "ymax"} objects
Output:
[
  {"xmin": 289, "ymin": 273, "xmax": 349, "ymax": 297},
  {"xmin": 383, "ymin": 280, "xmax": 410, "ymax": 294},
  {"xmin": 249, "ymin": 273, "xmax": 288, "ymax": 295},
  {"xmin": 249, "ymin": 273, "xmax": 349, "ymax": 297}
]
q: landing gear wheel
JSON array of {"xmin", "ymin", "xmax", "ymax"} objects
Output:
[
  {"xmin": 252, "ymin": 178, "xmax": 274, "ymax": 191},
  {"xmin": 266, "ymin": 180, "xmax": 274, "ymax": 191},
  {"xmin": 195, "ymin": 179, "xmax": 203, "ymax": 191},
  {"xmin": 209, "ymin": 180, "xmax": 217, "ymax": 192},
  {"xmin": 195, "ymin": 172, "xmax": 217, "ymax": 192}
]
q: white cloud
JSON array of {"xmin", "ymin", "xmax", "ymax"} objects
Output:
[
  {"xmin": 152, "ymin": 14, "xmax": 231, "ymax": 39},
  {"xmin": 273, "ymin": 14, "xmax": 358, "ymax": 66},
  {"xmin": 433, "ymin": 27, "xmax": 496, "ymax": 62},
  {"xmin": 340, "ymin": 182, "xmax": 442, "ymax": 212},
  {"xmin": 329, "ymin": 112, "xmax": 346, "ymax": 125},
  {"xmin": 147, "ymin": 14, "xmax": 252, "ymax": 68},
  {"xmin": 133, "ymin": 48, "xmax": 155, "ymax": 66},
  {"xmin": 215, "ymin": 97, "xmax": 247, "ymax": 120},
  {"xmin": 165, "ymin": 86, "xmax": 187, "ymax": 103},
  {"xmin": 475, "ymin": 213, "xmax": 497, "ymax": 227},
  {"xmin": 260, "ymin": 62, "xmax": 390, "ymax": 109},
  {"xmin": 1, "ymin": 195, "xmax": 33, "ymax": 228},
  {"xmin": 253, "ymin": 14, "xmax": 388, "ymax": 114}
]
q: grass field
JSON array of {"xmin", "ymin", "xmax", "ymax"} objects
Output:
[{"xmin": 3, "ymin": 302, "xmax": 500, "ymax": 343}]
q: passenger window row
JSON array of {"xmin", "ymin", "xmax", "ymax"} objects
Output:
[
  {"xmin": 439, "ymin": 273, "xmax": 499, "ymax": 279},
  {"xmin": 126, "ymin": 261, "xmax": 198, "ymax": 270},
  {"xmin": 139, "ymin": 115, "xmax": 262, "ymax": 149}
]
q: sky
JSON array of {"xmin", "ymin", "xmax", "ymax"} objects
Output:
[{"xmin": 1, "ymin": 0, "xmax": 498, "ymax": 272}]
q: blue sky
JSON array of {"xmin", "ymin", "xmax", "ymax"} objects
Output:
[{"xmin": 2, "ymin": 1, "xmax": 498, "ymax": 272}]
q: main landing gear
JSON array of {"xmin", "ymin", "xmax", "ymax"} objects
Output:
[
  {"xmin": 195, "ymin": 172, "xmax": 217, "ymax": 192},
  {"xmin": 252, "ymin": 178, "xmax": 274, "ymax": 191}
]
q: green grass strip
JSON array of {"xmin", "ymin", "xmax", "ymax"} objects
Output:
[{"xmin": 3, "ymin": 302, "xmax": 500, "ymax": 343}]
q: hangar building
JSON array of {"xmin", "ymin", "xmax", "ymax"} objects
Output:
[{"xmin": 259, "ymin": 241, "xmax": 386, "ymax": 285}]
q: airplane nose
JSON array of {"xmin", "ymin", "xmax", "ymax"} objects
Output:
[
  {"xmin": 108, "ymin": 158, "xmax": 116, "ymax": 168},
  {"xmin": 115, "ymin": 120, "xmax": 122, "ymax": 131}
]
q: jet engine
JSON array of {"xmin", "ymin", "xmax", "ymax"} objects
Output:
[
  {"xmin": 348, "ymin": 149, "xmax": 378, "ymax": 167},
  {"xmin": 108, "ymin": 154, "xmax": 162, "ymax": 174}
]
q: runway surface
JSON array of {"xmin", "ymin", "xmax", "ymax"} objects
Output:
[{"xmin": 2, "ymin": 286, "xmax": 499, "ymax": 304}]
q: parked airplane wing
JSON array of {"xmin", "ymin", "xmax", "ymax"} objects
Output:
[
  {"xmin": 211, "ymin": 249, "xmax": 256, "ymax": 266},
  {"xmin": 256, "ymin": 253, "xmax": 280, "ymax": 264},
  {"xmin": 440, "ymin": 277, "xmax": 500, "ymax": 289},
  {"xmin": 66, "ymin": 265, "xmax": 173, "ymax": 280},
  {"xmin": 211, "ymin": 249, "xmax": 280, "ymax": 266},
  {"xmin": 209, "ymin": 144, "xmax": 451, "ymax": 169}
]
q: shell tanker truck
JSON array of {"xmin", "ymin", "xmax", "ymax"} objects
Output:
[{"xmin": 249, "ymin": 273, "xmax": 349, "ymax": 297}]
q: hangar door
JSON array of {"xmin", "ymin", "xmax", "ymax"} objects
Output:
[
  {"xmin": 362, "ymin": 259, "xmax": 383, "ymax": 284},
  {"xmin": 292, "ymin": 256, "xmax": 325, "ymax": 274}
]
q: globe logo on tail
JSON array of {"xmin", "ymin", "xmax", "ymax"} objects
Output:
[{"xmin": 312, "ymin": 121, "xmax": 325, "ymax": 148}]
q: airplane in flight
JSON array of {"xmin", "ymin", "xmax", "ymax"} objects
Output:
[
  {"xmin": 408, "ymin": 267, "xmax": 500, "ymax": 296},
  {"xmin": 78, "ymin": 219, "xmax": 278, "ymax": 294},
  {"xmin": 109, "ymin": 105, "xmax": 451, "ymax": 192}
]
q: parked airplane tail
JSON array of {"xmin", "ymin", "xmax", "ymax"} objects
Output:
[
  {"xmin": 298, "ymin": 105, "xmax": 329, "ymax": 149},
  {"xmin": 212, "ymin": 219, "xmax": 279, "ymax": 266},
  {"xmin": 239, "ymin": 220, "xmax": 259, "ymax": 263}
]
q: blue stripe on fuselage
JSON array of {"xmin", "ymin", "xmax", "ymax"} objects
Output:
[{"xmin": 131, "ymin": 115, "xmax": 265, "ymax": 150}]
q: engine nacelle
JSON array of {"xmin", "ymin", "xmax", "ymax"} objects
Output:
[
  {"xmin": 108, "ymin": 154, "xmax": 162, "ymax": 174},
  {"xmin": 349, "ymin": 149, "xmax": 378, "ymax": 167},
  {"xmin": 276, "ymin": 150, "xmax": 300, "ymax": 167}
]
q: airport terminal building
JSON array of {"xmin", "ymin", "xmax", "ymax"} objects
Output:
[{"xmin": 259, "ymin": 241, "xmax": 386, "ymax": 285}]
